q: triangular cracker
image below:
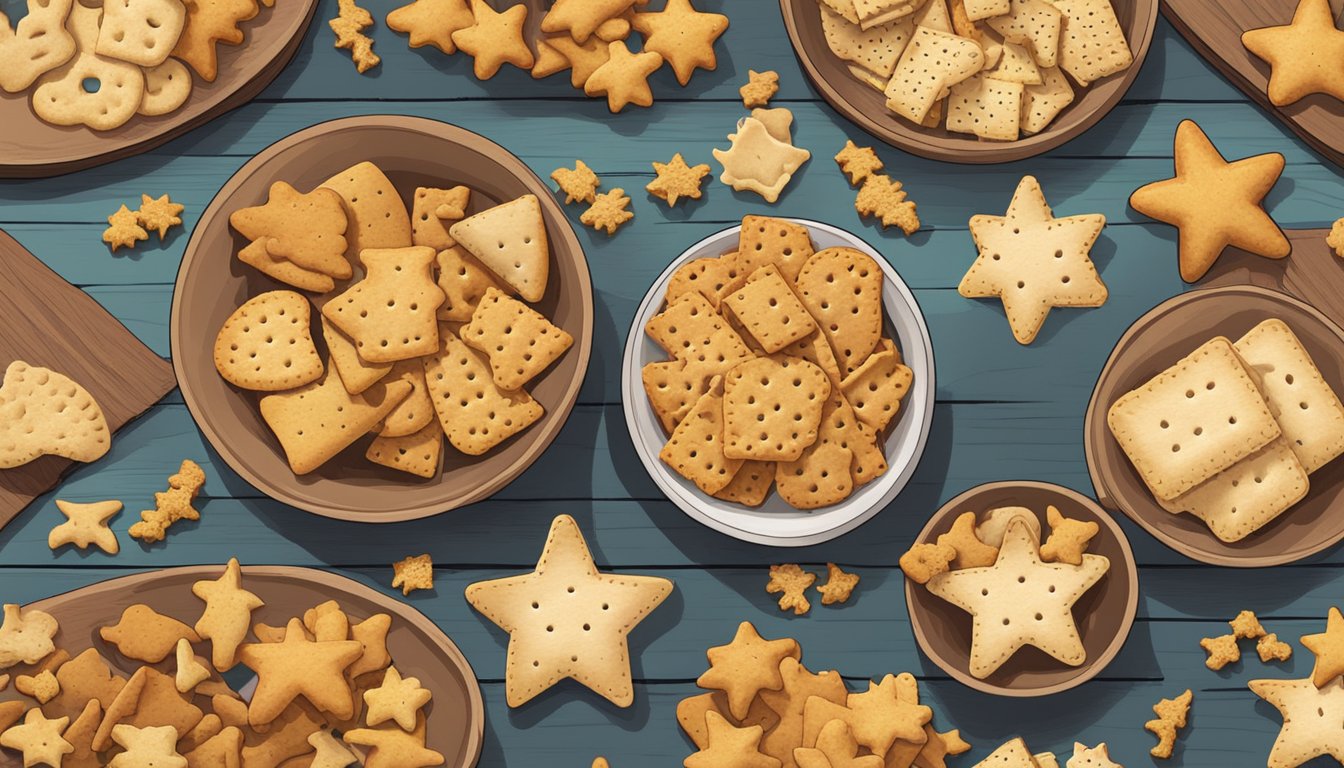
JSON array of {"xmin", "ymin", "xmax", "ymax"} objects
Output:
[{"xmin": 449, "ymin": 194, "xmax": 550, "ymax": 303}]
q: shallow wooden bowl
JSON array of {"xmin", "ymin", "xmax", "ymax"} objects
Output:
[
  {"xmin": 171, "ymin": 116, "xmax": 593, "ymax": 522},
  {"xmin": 1085, "ymin": 285, "xmax": 1344, "ymax": 566},
  {"xmin": 906, "ymin": 481, "xmax": 1138, "ymax": 696},
  {"xmin": 778, "ymin": 0, "xmax": 1159, "ymax": 163},
  {"xmin": 0, "ymin": 565, "xmax": 484, "ymax": 767}
]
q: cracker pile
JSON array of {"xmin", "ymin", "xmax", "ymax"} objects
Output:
[
  {"xmin": 684, "ymin": 621, "xmax": 968, "ymax": 768},
  {"xmin": 384, "ymin": 0, "xmax": 728, "ymax": 112},
  {"xmin": 642, "ymin": 216, "xmax": 914, "ymax": 510},
  {"xmin": 815, "ymin": 0, "xmax": 1133, "ymax": 142},
  {"xmin": 0, "ymin": 559, "xmax": 445, "ymax": 767},
  {"xmin": 971, "ymin": 737, "xmax": 1116, "ymax": 767},
  {"xmin": 900, "ymin": 505, "xmax": 1109, "ymax": 679},
  {"xmin": 2, "ymin": 0, "xmax": 271, "ymax": 131},
  {"xmin": 215, "ymin": 160, "xmax": 574, "ymax": 479},
  {"xmin": 1107, "ymin": 320, "xmax": 1344, "ymax": 543}
]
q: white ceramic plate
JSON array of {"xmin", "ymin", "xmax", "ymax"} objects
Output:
[{"xmin": 621, "ymin": 220, "xmax": 936, "ymax": 546}]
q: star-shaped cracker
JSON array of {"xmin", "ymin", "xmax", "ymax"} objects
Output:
[
  {"xmin": 464, "ymin": 514, "xmax": 673, "ymax": 707},
  {"xmin": 580, "ymin": 189, "xmax": 634, "ymax": 235},
  {"xmin": 834, "ymin": 140, "xmax": 883, "ymax": 186},
  {"xmin": 541, "ymin": 0, "xmax": 634, "ymax": 42},
  {"xmin": 49, "ymin": 499, "xmax": 121, "ymax": 554},
  {"xmin": 136, "ymin": 194, "xmax": 184, "ymax": 240},
  {"xmin": 713, "ymin": 117, "xmax": 811, "ymax": 204},
  {"xmin": 816, "ymin": 562, "xmax": 860, "ymax": 606},
  {"xmin": 192, "ymin": 557, "xmax": 264, "ymax": 671},
  {"xmin": 1329, "ymin": 218, "xmax": 1344, "ymax": 258},
  {"xmin": 960, "ymin": 175, "xmax": 1108, "ymax": 345},
  {"xmin": 647, "ymin": 153, "xmax": 711, "ymax": 207},
  {"xmin": 364, "ymin": 667, "xmax": 432, "ymax": 732},
  {"xmin": 855, "ymin": 174, "xmax": 920, "ymax": 235},
  {"xmin": 766, "ymin": 563, "xmax": 816, "ymax": 615},
  {"xmin": 795, "ymin": 720, "xmax": 883, "ymax": 768},
  {"xmin": 1242, "ymin": 0, "xmax": 1344, "ymax": 106},
  {"xmin": 104, "ymin": 205, "xmax": 148, "ymax": 251},
  {"xmin": 1251, "ymin": 677, "xmax": 1344, "ymax": 767},
  {"xmin": 330, "ymin": 0, "xmax": 380, "ymax": 72},
  {"xmin": 1302, "ymin": 606, "xmax": 1344, "ymax": 687},
  {"xmin": 0, "ymin": 709, "xmax": 72, "ymax": 766},
  {"xmin": 1066, "ymin": 743, "xmax": 1120, "ymax": 768},
  {"xmin": 386, "ymin": 0, "xmax": 474, "ymax": 54},
  {"xmin": 236, "ymin": 618, "xmax": 364, "ymax": 726},
  {"xmin": 1129, "ymin": 120, "xmax": 1289, "ymax": 282},
  {"xmin": 109, "ymin": 724, "xmax": 186, "ymax": 767},
  {"xmin": 740, "ymin": 69, "xmax": 779, "ymax": 107},
  {"xmin": 344, "ymin": 716, "xmax": 444, "ymax": 768},
  {"xmin": 842, "ymin": 673, "xmax": 932, "ymax": 753},
  {"xmin": 696, "ymin": 622, "xmax": 800, "ymax": 720},
  {"xmin": 1200, "ymin": 634, "xmax": 1240, "ymax": 670},
  {"xmin": 925, "ymin": 517, "xmax": 1109, "ymax": 679},
  {"xmin": 392, "ymin": 553, "xmax": 434, "ymax": 595},
  {"xmin": 552, "ymin": 160, "xmax": 601, "ymax": 205},
  {"xmin": 629, "ymin": 0, "xmax": 727, "ymax": 85},
  {"xmin": 685, "ymin": 711, "xmax": 778, "ymax": 768},
  {"xmin": 584, "ymin": 40, "xmax": 664, "ymax": 112},
  {"xmin": 452, "ymin": 0, "xmax": 534, "ymax": 79}
]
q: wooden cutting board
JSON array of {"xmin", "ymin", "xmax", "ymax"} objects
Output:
[
  {"xmin": 1161, "ymin": 0, "xmax": 1344, "ymax": 168},
  {"xmin": 1201, "ymin": 228, "xmax": 1344, "ymax": 330},
  {"xmin": 0, "ymin": 229, "xmax": 176, "ymax": 528}
]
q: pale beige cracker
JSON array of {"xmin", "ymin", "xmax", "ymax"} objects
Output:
[
  {"xmin": 1159, "ymin": 437, "xmax": 1309, "ymax": 543},
  {"xmin": 96, "ymin": 0, "xmax": 187, "ymax": 67},
  {"xmin": 376, "ymin": 358, "xmax": 435, "ymax": 438},
  {"xmin": 32, "ymin": 4, "xmax": 145, "ymax": 131},
  {"xmin": 736, "ymin": 215, "xmax": 815, "ymax": 282},
  {"xmin": 986, "ymin": 0, "xmax": 1062, "ymax": 67},
  {"xmin": 1050, "ymin": 0, "xmax": 1131, "ymax": 86},
  {"xmin": 322, "ymin": 246, "xmax": 445, "ymax": 364},
  {"xmin": 1234, "ymin": 318, "xmax": 1344, "ymax": 473},
  {"xmin": 0, "ymin": 0, "xmax": 76, "ymax": 93},
  {"xmin": 884, "ymin": 25, "xmax": 984, "ymax": 123},
  {"xmin": 449, "ymin": 194, "xmax": 549, "ymax": 303},
  {"xmin": 916, "ymin": 0, "xmax": 953, "ymax": 32},
  {"xmin": 975, "ymin": 505, "xmax": 1041, "ymax": 547},
  {"xmin": 795, "ymin": 246, "xmax": 884, "ymax": 375},
  {"xmin": 723, "ymin": 355, "xmax": 831, "ymax": 462},
  {"xmin": 946, "ymin": 73, "xmax": 1024, "ymax": 141},
  {"xmin": 1021, "ymin": 65, "xmax": 1074, "ymax": 135},
  {"xmin": 713, "ymin": 116, "xmax": 811, "ymax": 204},
  {"xmin": 644, "ymin": 292, "xmax": 754, "ymax": 367},
  {"xmin": 854, "ymin": 0, "xmax": 917, "ymax": 28},
  {"xmin": 367, "ymin": 421, "xmax": 442, "ymax": 478},
  {"xmin": 138, "ymin": 58, "xmax": 192, "ymax": 116},
  {"xmin": 0, "ymin": 361, "xmax": 109, "ymax": 468},
  {"xmin": 1108, "ymin": 337, "xmax": 1282, "ymax": 501},
  {"xmin": 321, "ymin": 315, "xmax": 393, "ymax": 395},
  {"xmin": 213, "ymin": 290, "xmax": 324, "ymax": 392},
  {"xmin": 660, "ymin": 376, "xmax": 742, "ymax": 495},
  {"xmin": 990, "ymin": 42, "xmax": 1042, "ymax": 84},
  {"xmin": 819, "ymin": 3, "xmax": 912, "ymax": 81},
  {"xmin": 841, "ymin": 337, "xmax": 913, "ymax": 433},
  {"xmin": 963, "ymin": 0, "xmax": 1008, "ymax": 20},
  {"xmin": 423, "ymin": 325, "xmax": 544, "ymax": 455},
  {"xmin": 711, "ymin": 460, "xmax": 775, "ymax": 507},
  {"xmin": 259, "ymin": 366, "xmax": 412, "ymax": 474},
  {"xmin": 721, "ymin": 265, "xmax": 818, "ymax": 354},
  {"xmin": 320, "ymin": 161, "xmax": 414, "ymax": 259},
  {"xmin": 411, "ymin": 186, "xmax": 471, "ymax": 250},
  {"xmin": 818, "ymin": 0, "xmax": 860, "ymax": 24},
  {"xmin": 460, "ymin": 287, "xmax": 574, "ymax": 391}
]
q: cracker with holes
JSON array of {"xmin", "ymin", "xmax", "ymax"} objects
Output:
[
  {"xmin": 450, "ymin": 194, "xmax": 550, "ymax": 303},
  {"xmin": 723, "ymin": 355, "xmax": 831, "ymax": 462},
  {"xmin": 883, "ymin": 26, "xmax": 984, "ymax": 124},
  {"xmin": 322, "ymin": 246, "xmax": 444, "ymax": 364},
  {"xmin": 32, "ymin": 4, "xmax": 145, "ymax": 131},
  {"xmin": 1158, "ymin": 438, "xmax": 1309, "ymax": 543},
  {"xmin": 212, "ymin": 290, "xmax": 324, "ymax": 392},
  {"xmin": 96, "ymin": 0, "xmax": 187, "ymax": 67},
  {"xmin": 660, "ymin": 375, "xmax": 742, "ymax": 495},
  {"xmin": 423, "ymin": 326, "xmax": 545, "ymax": 455},
  {"xmin": 0, "ymin": 0, "xmax": 77, "ymax": 93},
  {"xmin": 0, "ymin": 361, "xmax": 110, "ymax": 469},
  {"xmin": 260, "ymin": 367, "xmax": 412, "ymax": 474},
  {"xmin": 946, "ymin": 73, "xmax": 1025, "ymax": 142},
  {"xmin": 1051, "ymin": 0, "xmax": 1132, "ymax": 87},
  {"xmin": 721, "ymin": 265, "xmax": 817, "ymax": 354},
  {"xmin": 736, "ymin": 215, "xmax": 815, "ymax": 282},
  {"xmin": 367, "ymin": 421, "xmax": 443, "ymax": 479},
  {"xmin": 795, "ymin": 247, "xmax": 884, "ymax": 375},
  {"xmin": 841, "ymin": 337, "xmax": 913, "ymax": 433},
  {"xmin": 411, "ymin": 186, "xmax": 470, "ymax": 250},
  {"xmin": 460, "ymin": 287, "xmax": 575, "ymax": 391},
  {"xmin": 642, "ymin": 359, "xmax": 706, "ymax": 434}
]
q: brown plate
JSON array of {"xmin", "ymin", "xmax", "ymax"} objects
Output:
[
  {"xmin": 171, "ymin": 115, "xmax": 593, "ymax": 522},
  {"xmin": 778, "ymin": 0, "xmax": 1158, "ymax": 164},
  {"xmin": 0, "ymin": 564, "xmax": 484, "ymax": 766},
  {"xmin": 1085, "ymin": 285, "xmax": 1344, "ymax": 566},
  {"xmin": 0, "ymin": 228, "xmax": 176, "ymax": 530},
  {"xmin": 0, "ymin": 0, "xmax": 319, "ymax": 178},
  {"xmin": 905, "ymin": 481, "xmax": 1138, "ymax": 696},
  {"xmin": 1162, "ymin": 0, "xmax": 1344, "ymax": 170}
]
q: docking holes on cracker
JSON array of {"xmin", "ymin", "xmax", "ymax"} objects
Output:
[
  {"xmin": 643, "ymin": 217, "xmax": 913, "ymax": 511},
  {"xmin": 214, "ymin": 161, "xmax": 572, "ymax": 481}
]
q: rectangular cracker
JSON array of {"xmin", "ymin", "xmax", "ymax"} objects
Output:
[
  {"xmin": 644, "ymin": 292, "xmax": 754, "ymax": 368},
  {"xmin": 711, "ymin": 460, "xmax": 775, "ymax": 507},
  {"xmin": 1048, "ymin": 0, "xmax": 1132, "ymax": 86},
  {"xmin": 736, "ymin": 215, "xmax": 816, "ymax": 282},
  {"xmin": 775, "ymin": 392, "xmax": 857, "ymax": 508},
  {"xmin": 821, "ymin": 3, "xmax": 913, "ymax": 81},
  {"xmin": 422, "ymin": 325, "xmax": 544, "ymax": 455},
  {"xmin": 841, "ymin": 337, "xmax": 913, "ymax": 433},
  {"xmin": 721, "ymin": 265, "xmax": 818, "ymax": 354},
  {"xmin": 366, "ymin": 421, "xmax": 443, "ymax": 479},
  {"xmin": 659, "ymin": 376, "xmax": 742, "ymax": 495},
  {"xmin": 1107, "ymin": 337, "xmax": 1281, "ymax": 501},
  {"xmin": 853, "ymin": 0, "xmax": 916, "ymax": 30},
  {"xmin": 1020, "ymin": 65, "xmax": 1074, "ymax": 135},
  {"xmin": 986, "ymin": 0, "xmax": 1063, "ymax": 68},
  {"xmin": 1234, "ymin": 318, "xmax": 1344, "ymax": 473},
  {"xmin": 963, "ymin": 0, "xmax": 1009, "ymax": 20},
  {"xmin": 884, "ymin": 26, "xmax": 985, "ymax": 124},
  {"xmin": 259, "ymin": 366, "xmax": 412, "ymax": 474},
  {"xmin": 459, "ymin": 287, "xmax": 573, "ymax": 391},
  {"xmin": 946, "ymin": 74, "xmax": 1024, "ymax": 141},
  {"xmin": 1158, "ymin": 438, "xmax": 1309, "ymax": 543}
]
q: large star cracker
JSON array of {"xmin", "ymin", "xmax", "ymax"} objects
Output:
[
  {"xmin": 1242, "ymin": 0, "xmax": 1344, "ymax": 107},
  {"xmin": 1249, "ymin": 676, "xmax": 1344, "ymax": 768},
  {"xmin": 465, "ymin": 514, "xmax": 674, "ymax": 707},
  {"xmin": 925, "ymin": 517, "xmax": 1109, "ymax": 679},
  {"xmin": 959, "ymin": 175, "xmax": 1107, "ymax": 344}
]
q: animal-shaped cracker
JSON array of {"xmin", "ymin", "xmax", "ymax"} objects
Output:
[
  {"xmin": 936, "ymin": 512, "xmax": 999, "ymax": 569},
  {"xmin": 0, "ymin": 361, "xmax": 109, "ymax": 469},
  {"xmin": 391, "ymin": 553, "xmax": 434, "ymax": 595},
  {"xmin": 0, "ymin": 0, "xmax": 76, "ymax": 93},
  {"xmin": 173, "ymin": 638, "xmax": 210, "ymax": 693},
  {"xmin": 855, "ymin": 174, "xmax": 921, "ymax": 235},
  {"xmin": 551, "ymin": 160, "xmax": 601, "ymax": 204},
  {"xmin": 15, "ymin": 669, "xmax": 59, "ymax": 703},
  {"xmin": 713, "ymin": 116, "xmax": 811, "ymax": 204},
  {"xmin": 1199, "ymin": 634, "xmax": 1239, "ymax": 671},
  {"xmin": 343, "ymin": 716, "xmax": 445, "ymax": 768},
  {"xmin": 96, "ymin": 0, "xmax": 187, "ymax": 67},
  {"xmin": 1144, "ymin": 689, "xmax": 1192, "ymax": 759},
  {"xmin": 128, "ymin": 459, "xmax": 207, "ymax": 542},
  {"xmin": 816, "ymin": 563, "xmax": 860, "ymax": 606},
  {"xmin": 449, "ymin": 194, "xmax": 550, "ymax": 302},
  {"xmin": 899, "ymin": 542, "xmax": 956, "ymax": 584},
  {"xmin": 740, "ymin": 69, "xmax": 779, "ymax": 107},
  {"xmin": 99, "ymin": 604, "xmax": 199, "ymax": 663},
  {"xmin": 192, "ymin": 558, "xmax": 264, "ymax": 671},
  {"xmin": 170, "ymin": 0, "xmax": 259, "ymax": 81},
  {"xmin": 213, "ymin": 291, "xmax": 325, "ymax": 392},
  {"xmin": 31, "ymin": 3, "xmax": 145, "ymax": 131},
  {"xmin": 1039, "ymin": 505, "xmax": 1099, "ymax": 565},
  {"xmin": 1258, "ymin": 634, "xmax": 1293, "ymax": 663},
  {"xmin": 322, "ymin": 246, "xmax": 444, "ymax": 364},
  {"xmin": 229, "ymin": 182, "xmax": 352, "ymax": 280},
  {"xmin": 0, "ymin": 605, "xmax": 57, "ymax": 669},
  {"xmin": 49, "ymin": 499, "xmax": 121, "ymax": 554},
  {"xmin": 108, "ymin": 724, "xmax": 187, "ymax": 768},
  {"xmin": 766, "ymin": 563, "xmax": 817, "ymax": 615}
]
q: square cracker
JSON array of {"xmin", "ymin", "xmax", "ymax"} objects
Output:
[
  {"xmin": 884, "ymin": 26, "xmax": 984, "ymax": 124},
  {"xmin": 964, "ymin": 0, "xmax": 1009, "ymax": 21},
  {"xmin": 721, "ymin": 265, "xmax": 818, "ymax": 354},
  {"xmin": 946, "ymin": 74, "xmax": 1024, "ymax": 142},
  {"xmin": 423, "ymin": 325, "xmax": 544, "ymax": 455},
  {"xmin": 820, "ymin": 3, "xmax": 913, "ymax": 81},
  {"xmin": 1108, "ymin": 337, "xmax": 1281, "ymax": 501},
  {"xmin": 460, "ymin": 287, "xmax": 574, "ymax": 391},
  {"xmin": 1159, "ymin": 438, "xmax": 1309, "ymax": 543},
  {"xmin": 736, "ymin": 216, "xmax": 816, "ymax": 282},
  {"xmin": 1021, "ymin": 65, "xmax": 1074, "ymax": 135},
  {"xmin": 659, "ymin": 376, "xmax": 742, "ymax": 495},
  {"xmin": 723, "ymin": 355, "xmax": 832, "ymax": 462},
  {"xmin": 986, "ymin": 0, "xmax": 1063, "ymax": 68},
  {"xmin": 1050, "ymin": 0, "xmax": 1132, "ymax": 87},
  {"xmin": 1234, "ymin": 318, "xmax": 1344, "ymax": 473}
]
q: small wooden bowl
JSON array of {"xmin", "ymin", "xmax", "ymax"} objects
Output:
[
  {"xmin": 1085, "ymin": 286, "xmax": 1344, "ymax": 566},
  {"xmin": 777, "ymin": 0, "xmax": 1159, "ymax": 163},
  {"xmin": 171, "ymin": 116, "xmax": 593, "ymax": 522},
  {"xmin": 905, "ymin": 481, "xmax": 1138, "ymax": 697},
  {"xmin": 0, "ymin": 565, "xmax": 484, "ymax": 767}
]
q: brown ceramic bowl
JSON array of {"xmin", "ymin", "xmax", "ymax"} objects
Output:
[
  {"xmin": 906, "ymin": 481, "xmax": 1138, "ymax": 696},
  {"xmin": 0, "ymin": 565, "xmax": 483, "ymax": 766},
  {"xmin": 778, "ymin": 0, "xmax": 1158, "ymax": 163},
  {"xmin": 0, "ymin": 0, "xmax": 319, "ymax": 178},
  {"xmin": 171, "ymin": 116, "xmax": 593, "ymax": 522},
  {"xmin": 1085, "ymin": 286, "xmax": 1344, "ymax": 567}
]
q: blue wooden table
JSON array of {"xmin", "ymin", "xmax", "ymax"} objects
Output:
[{"xmin": 2, "ymin": 3, "xmax": 1341, "ymax": 765}]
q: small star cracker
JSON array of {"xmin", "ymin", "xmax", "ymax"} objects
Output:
[
  {"xmin": 1328, "ymin": 218, "xmax": 1344, "ymax": 258},
  {"xmin": 364, "ymin": 667, "xmax": 432, "ymax": 732},
  {"xmin": 960, "ymin": 175, "xmax": 1108, "ymax": 345},
  {"xmin": 0, "ymin": 709, "xmax": 72, "ymax": 766},
  {"xmin": 452, "ymin": 0, "xmax": 534, "ymax": 79},
  {"xmin": 816, "ymin": 562, "xmax": 859, "ymax": 606},
  {"xmin": 1199, "ymin": 634, "xmax": 1240, "ymax": 670},
  {"xmin": 551, "ymin": 160, "xmax": 601, "ymax": 205},
  {"xmin": 584, "ymin": 40, "xmax": 664, "ymax": 113},
  {"xmin": 647, "ymin": 153, "xmax": 710, "ymax": 207},
  {"xmin": 330, "ymin": 0, "xmax": 380, "ymax": 73},
  {"xmin": 740, "ymin": 69, "xmax": 779, "ymax": 107},
  {"xmin": 392, "ymin": 553, "xmax": 434, "ymax": 595},
  {"xmin": 1144, "ymin": 688, "xmax": 1192, "ymax": 759},
  {"xmin": 834, "ymin": 140, "xmax": 884, "ymax": 185},
  {"xmin": 685, "ymin": 711, "xmax": 777, "ymax": 768},
  {"xmin": 629, "ymin": 0, "xmax": 728, "ymax": 85},
  {"xmin": 580, "ymin": 189, "xmax": 634, "ymax": 235},
  {"xmin": 766, "ymin": 563, "xmax": 816, "ymax": 615},
  {"xmin": 855, "ymin": 174, "xmax": 920, "ymax": 235},
  {"xmin": 103, "ymin": 205, "xmax": 148, "ymax": 251},
  {"xmin": 1242, "ymin": 0, "xmax": 1344, "ymax": 106},
  {"xmin": 136, "ymin": 194, "xmax": 184, "ymax": 240},
  {"xmin": 1250, "ymin": 677, "xmax": 1344, "ymax": 767},
  {"xmin": 49, "ymin": 499, "xmax": 121, "ymax": 554},
  {"xmin": 696, "ymin": 622, "xmax": 800, "ymax": 719},
  {"xmin": 1303, "ymin": 606, "xmax": 1344, "ymax": 687}
]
